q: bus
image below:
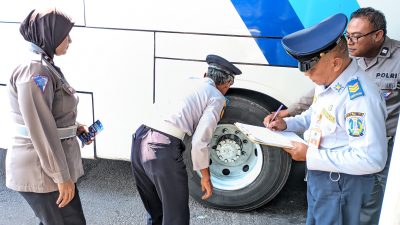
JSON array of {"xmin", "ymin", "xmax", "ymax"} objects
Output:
[{"xmin": 0, "ymin": 0, "xmax": 398, "ymax": 211}]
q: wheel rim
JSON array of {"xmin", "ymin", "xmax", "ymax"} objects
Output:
[{"xmin": 202, "ymin": 124, "xmax": 264, "ymax": 191}]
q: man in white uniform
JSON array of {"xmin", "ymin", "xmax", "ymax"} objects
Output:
[
  {"xmin": 266, "ymin": 7, "xmax": 399, "ymax": 225},
  {"xmin": 264, "ymin": 13, "xmax": 387, "ymax": 225},
  {"xmin": 131, "ymin": 54, "xmax": 241, "ymax": 225}
]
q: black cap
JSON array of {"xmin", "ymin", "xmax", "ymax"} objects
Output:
[
  {"xmin": 282, "ymin": 13, "xmax": 348, "ymax": 72},
  {"xmin": 206, "ymin": 54, "xmax": 242, "ymax": 75}
]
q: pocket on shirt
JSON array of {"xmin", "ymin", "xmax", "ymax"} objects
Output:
[
  {"xmin": 61, "ymin": 84, "xmax": 79, "ymax": 113},
  {"xmin": 320, "ymin": 119, "xmax": 337, "ymax": 148}
]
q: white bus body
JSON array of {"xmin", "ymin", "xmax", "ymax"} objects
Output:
[{"xmin": 0, "ymin": 0, "xmax": 398, "ymax": 211}]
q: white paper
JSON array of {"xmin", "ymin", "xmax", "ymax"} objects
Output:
[{"xmin": 234, "ymin": 122, "xmax": 307, "ymax": 148}]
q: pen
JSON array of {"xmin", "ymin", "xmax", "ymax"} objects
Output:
[{"xmin": 270, "ymin": 104, "xmax": 284, "ymax": 122}]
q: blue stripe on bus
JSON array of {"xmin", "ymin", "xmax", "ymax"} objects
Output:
[
  {"xmin": 231, "ymin": 0, "xmax": 303, "ymax": 66},
  {"xmin": 289, "ymin": 0, "xmax": 359, "ymax": 29},
  {"xmin": 231, "ymin": 0, "xmax": 360, "ymax": 67},
  {"xmin": 255, "ymin": 38, "xmax": 298, "ymax": 66}
]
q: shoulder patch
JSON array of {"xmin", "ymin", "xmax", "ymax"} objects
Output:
[
  {"xmin": 347, "ymin": 79, "xmax": 364, "ymax": 100},
  {"xmin": 380, "ymin": 47, "xmax": 389, "ymax": 56},
  {"xmin": 345, "ymin": 112, "xmax": 365, "ymax": 137},
  {"xmin": 32, "ymin": 75, "xmax": 49, "ymax": 93}
]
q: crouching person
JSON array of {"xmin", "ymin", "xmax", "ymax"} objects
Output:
[{"xmin": 131, "ymin": 54, "xmax": 241, "ymax": 225}]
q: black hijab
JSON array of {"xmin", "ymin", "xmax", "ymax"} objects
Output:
[{"xmin": 20, "ymin": 8, "xmax": 74, "ymax": 59}]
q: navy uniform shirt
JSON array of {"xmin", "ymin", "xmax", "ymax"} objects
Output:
[{"xmin": 284, "ymin": 60, "xmax": 387, "ymax": 175}]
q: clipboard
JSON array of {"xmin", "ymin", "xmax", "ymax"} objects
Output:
[{"xmin": 234, "ymin": 122, "xmax": 306, "ymax": 148}]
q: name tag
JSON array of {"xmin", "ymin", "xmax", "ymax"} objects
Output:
[{"xmin": 308, "ymin": 127, "xmax": 322, "ymax": 149}]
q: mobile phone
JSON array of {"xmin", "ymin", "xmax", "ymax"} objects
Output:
[{"xmin": 78, "ymin": 120, "xmax": 104, "ymax": 145}]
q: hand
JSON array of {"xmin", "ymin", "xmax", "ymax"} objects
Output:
[
  {"xmin": 282, "ymin": 141, "xmax": 308, "ymax": 161},
  {"xmin": 263, "ymin": 114, "xmax": 287, "ymax": 131},
  {"xmin": 56, "ymin": 179, "xmax": 75, "ymax": 208},
  {"xmin": 273, "ymin": 109, "xmax": 290, "ymax": 118},
  {"xmin": 76, "ymin": 124, "xmax": 94, "ymax": 146},
  {"xmin": 200, "ymin": 168, "xmax": 213, "ymax": 200}
]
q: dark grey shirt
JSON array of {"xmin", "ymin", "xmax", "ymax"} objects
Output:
[{"xmin": 355, "ymin": 37, "xmax": 400, "ymax": 137}]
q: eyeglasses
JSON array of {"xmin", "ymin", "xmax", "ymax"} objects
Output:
[
  {"xmin": 299, "ymin": 56, "xmax": 320, "ymax": 72},
  {"xmin": 299, "ymin": 50, "xmax": 331, "ymax": 72},
  {"xmin": 344, "ymin": 29, "xmax": 381, "ymax": 43}
]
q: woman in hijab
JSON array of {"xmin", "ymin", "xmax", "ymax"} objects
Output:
[{"xmin": 6, "ymin": 8, "xmax": 89, "ymax": 225}]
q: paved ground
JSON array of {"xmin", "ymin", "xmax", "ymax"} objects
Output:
[{"xmin": 0, "ymin": 149, "xmax": 307, "ymax": 225}]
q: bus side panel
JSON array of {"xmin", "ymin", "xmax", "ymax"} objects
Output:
[
  {"xmin": 0, "ymin": 24, "xmax": 25, "ymax": 149},
  {"xmin": 156, "ymin": 33, "xmax": 267, "ymax": 64},
  {"xmin": 84, "ymin": 0, "xmax": 249, "ymax": 35},
  {"xmin": 155, "ymin": 33, "xmax": 314, "ymax": 107},
  {"xmin": 0, "ymin": 0, "xmax": 85, "ymax": 26},
  {"xmin": 52, "ymin": 28, "xmax": 155, "ymax": 160},
  {"xmin": 155, "ymin": 59, "xmax": 313, "ymax": 107}
]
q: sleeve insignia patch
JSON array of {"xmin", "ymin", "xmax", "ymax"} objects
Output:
[
  {"xmin": 347, "ymin": 79, "xmax": 364, "ymax": 100},
  {"xmin": 345, "ymin": 112, "xmax": 365, "ymax": 137},
  {"xmin": 32, "ymin": 75, "xmax": 49, "ymax": 93}
]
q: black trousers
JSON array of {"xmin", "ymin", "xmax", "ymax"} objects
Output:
[
  {"xmin": 19, "ymin": 185, "xmax": 86, "ymax": 225},
  {"xmin": 131, "ymin": 125, "xmax": 189, "ymax": 225}
]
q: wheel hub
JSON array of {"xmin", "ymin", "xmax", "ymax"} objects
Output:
[
  {"xmin": 205, "ymin": 124, "xmax": 264, "ymax": 190},
  {"xmin": 215, "ymin": 139, "xmax": 241, "ymax": 163}
]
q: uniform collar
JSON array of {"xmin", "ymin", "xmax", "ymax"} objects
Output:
[
  {"xmin": 319, "ymin": 59, "xmax": 359, "ymax": 94},
  {"xmin": 204, "ymin": 77, "xmax": 217, "ymax": 87},
  {"xmin": 356, "ymin": 36, "xmax": 395, "ymax": 70}
]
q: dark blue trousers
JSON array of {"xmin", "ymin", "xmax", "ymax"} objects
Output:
[
  {"xmin": 306, "ymin": 170, "xmax": 374, "ymax": 225},
  {"xmin": 19, "ymin": 185, "xmax": 86, "ymax": 225},
  {"xmin": 131, "ymin": 125, "xmax": 189, "ymax": 225},
  {"xmin": 360, "ymin": 137, "xmax": 394, "ymax": 225}
]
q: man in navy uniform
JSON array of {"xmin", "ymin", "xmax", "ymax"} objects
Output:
[
  {"xmin": 131, "ymin": 54, "xmax": 241, "ymax": 225},
  {"xmin": 264, "ymin": 14, "xmax": 387, "ymax": 225}
]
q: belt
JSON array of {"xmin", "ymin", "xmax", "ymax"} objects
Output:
[
  {"xmin": 146, "ymin": 120, "xmax": 185, "ymax": 141},
  {"xmin": 15, "ymin": 124, "xmax": 78, "ymax": 139}
]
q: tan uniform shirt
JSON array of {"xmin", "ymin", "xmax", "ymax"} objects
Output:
[
  {"xmin": 355, "ymin": 37, "xmax": 400, "ymax": 137},
  {"xmin": 6, "ymin": 54, "xmax": 83, "ymax": 193}
]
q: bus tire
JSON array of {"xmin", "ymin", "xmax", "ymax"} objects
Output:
[{"xmin": 183, "ymin": 94, "xmax": 292, "ymax": 211}]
